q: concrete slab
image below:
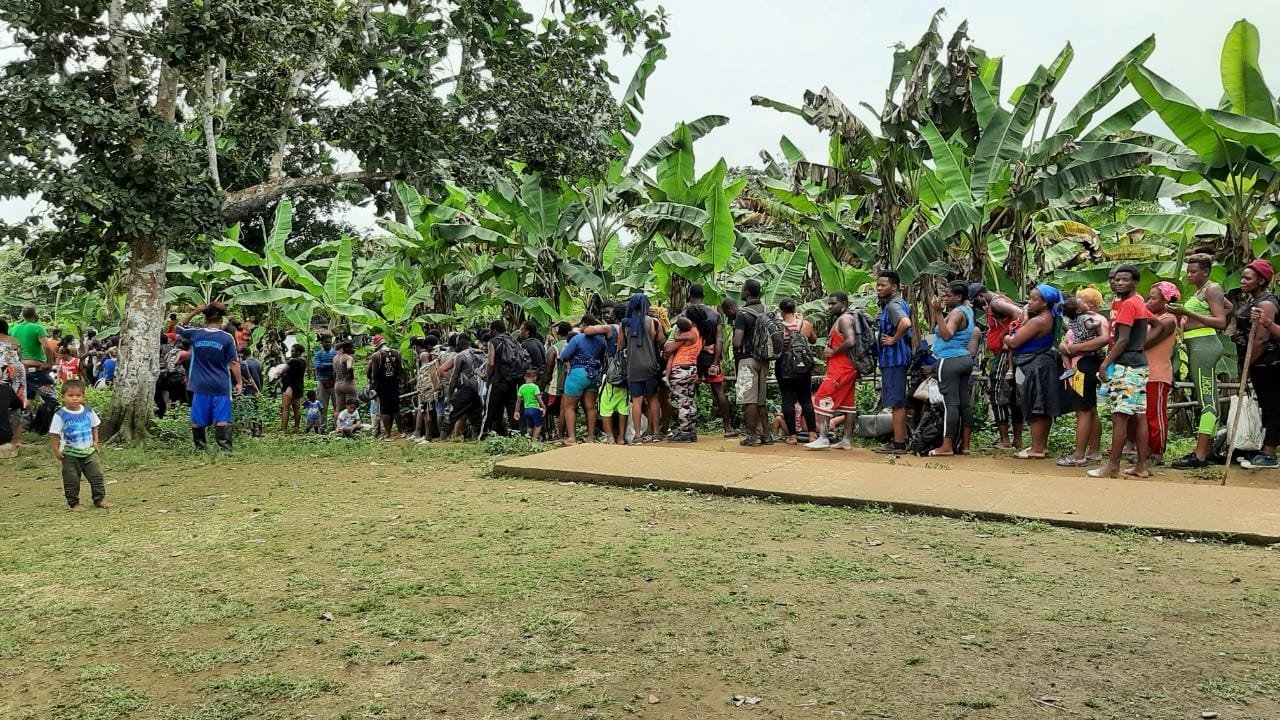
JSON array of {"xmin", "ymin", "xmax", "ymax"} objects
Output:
[{"xmin": 495, "ymin": 444, "xmax": 1280, "ymax": 544}]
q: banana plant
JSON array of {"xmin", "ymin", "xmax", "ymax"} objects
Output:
[{"xmin": 1113, "ymin": 19, "xmax": 1280, "ymax": 267}]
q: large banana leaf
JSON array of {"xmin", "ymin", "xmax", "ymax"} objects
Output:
[
  {"xmin": 970, "ymin": 75, "xmax": 999, "ymax": 129},
  {"xmin": 612, "ymin": 43, "xmax": 668, "ymax": 159},
  {"xmin": 897, "ymin": 203, "xmax": 979, "ymax": 284},
  {"xmin": 1202, "ymin": 109, "xmax": 1280, "ymax": 160},
  {"xmin": 322, "ymin": 235, "xmax": 354, "ymax": 304},
  {"xmin": 1081, "ymin": 99, "xmax": 1151, "ymax": 141},
  {"xmin": 971, "ymin": 67, "xmax": 1046, "ymax": 200},
  {"xmin": 656, "ymin": 123, "xmax": 696, "ymax": 203},
  {"xmin": 1056, "ymin": 35, "xmax": 1156, "ymax": 136},
  {"xmin": 920, "ymin": 123, "xmax": 972, "ymax": 204},
  {"xmin": 703, "ymin": 176, "xmax": 744, "ymax": 273},
  {"xmin": 1220, "ymin": 20, "xmax": 1276, "ymax": 123},
  {"xmin": 1125, "ymin": 213, "xmax": 1227, "ymax": 237},
  {"xmin": 282, "ymin": 301, "xmax": 315, "ymax": 333},
  {"xmin": 808, "ymin": 231, "xmax": 846, "ymax": 292},
  {"xmin": 522, "ymin": 173, "xmax": 560, "ymax": 238},
  {"xmin": 1127, "ymin": 64, "xmax": 1228, "ymax": 166},
  {"xmin": 329, "ymin": 303, "xmax": 383, "ymax": 326},
  {"xmin": 761, "ymin": 241, "xmax": 810, "ymax": 306},
  {"xmin": 779, "ymin": 136, "xmax": 805, "ymax": 165},
  {"xmin": 627, "ymin": 202, "xmax": 708, "ymax": 228},
  {"xmin": 750, "ymin": 95, "xmax": 806, "ymax": 119},
  {"xmin": 635, "ymin": 115, "xmax": 729, "ymax": 171},
  {"xmin": 231, "ymin": 287, "xmax": 312, "ymax": 305},
  {"xmin": 655, "ymin": 250, "xmax": 703, "ymax": 268},
  {"xmin": 379, "ymin": 273, "xmax": 408, "ymax": 324},
  {"xmin": 394, "ymin": 182, "xmax": 424, "ymax": 223},
  {"xmin": 434, "ymin": 223, "xmax": 512, "ymax": 246},
  {"xmin": 1016, "ymin": 142, "xmax": 1154, "ymax": 208},
  {"xmin": 212, "ymin": 239, "xmax": 263, "ymax": 268}
]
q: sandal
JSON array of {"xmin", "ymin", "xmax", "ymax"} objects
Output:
[
  {"xmin": 740, "ymin": 437, "xmax": 761, "ymax": 447},
  {"xmin": 1056, "ymin": 456, "xmax": 1088, "ymax": 467},
  {"xmin": 927, "ymin": 449, "xmax": 955, "ymax": 457},
  {"xmin": 1086, "ymin": 467, "xmax": 1116, "ymax": 478},
  {"xmin": 1013, "ymin": 449, "xmax": 1046, "ymax": 459},
  {"xmin": 1122, "ymin": 468, "xmax": 1151, "ymax": 478}
]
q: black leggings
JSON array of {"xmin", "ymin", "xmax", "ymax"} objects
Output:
[
  {"xmin": 776, "ymin": 374, "xmax": 816, "ymax": 436},
  {"xmin": 937, "ymin": 354, "xmax": 974, "ymax": 444},
  {"xmin": 1252, "ymin": 363, "xmax": 1280, "ymax": 448}
]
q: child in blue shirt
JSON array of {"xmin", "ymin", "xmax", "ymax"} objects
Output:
[
  {"xmin": 48, "ymin": 380, "xmax": 110, "ymax": 511},
  {"xmin": 303, "ymin": 390, "xmax": 324, "ymax": 433}
]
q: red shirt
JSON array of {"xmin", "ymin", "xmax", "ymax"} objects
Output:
[
  {"xmin": 985, "ymin": 295, "xmax": 1019, "ymax": 353},
  {"xmin": 1109, "ymin": 294, "xmax": 1153, "ymax": 367},
  {"xmin": 826, "ymin": 315, "xmax": 855, "ymax": 377}
]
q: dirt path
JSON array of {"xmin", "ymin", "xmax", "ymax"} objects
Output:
[{"xmin": 1, "ymin": 442, "xmax": 1278, "ymax": 719}]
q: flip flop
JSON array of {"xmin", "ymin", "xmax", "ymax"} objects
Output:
[
  {"xmin": 1086, "ymin": 467, "xmax": 1117, "ymax": 478},
  {"xmin": 927, "ymin": 449, "xmax": 954, "ymax": 457},
  {"xmin": 1013, "ymin": 449, "xmax": 1046, "ymax": 459},
  {"xmin": 1056, "ymin": 456, "xmax": 1088, "ymax": 467},
  {"xmin": 1122, "ymin": 468, "xmax": 1151, "ymax": 478}
]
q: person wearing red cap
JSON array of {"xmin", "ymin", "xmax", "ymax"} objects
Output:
[{"xmin": 1235, "ymin": 259, "xmax": 1280, "ymax": 469}]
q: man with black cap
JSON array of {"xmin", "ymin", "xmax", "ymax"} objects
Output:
[{"xmin": 176, "ymin": 302, "xmax": 243, "ymax": 451}]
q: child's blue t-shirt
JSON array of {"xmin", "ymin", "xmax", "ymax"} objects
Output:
[
  {"xmin": 49, "ymin": 406, "xmax": 100, "ymax": 457},
  {"xmin": 100, "ymin": 358, "xmax": 116, "ymax": 380},
  {"xmin": 176, "ymin": 326, "xmax": 239, "ymax": 395},
  {"xmin": 303, "ymin": 401, "xmax": 323, "ymax": 421}
]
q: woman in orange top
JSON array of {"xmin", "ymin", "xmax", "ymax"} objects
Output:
[
  {"xmin": 664, "ymin": 317, "xmax": 703, "ymax": 442},
  {"xmin": 1144, "ymin": 282, "xmax": 1180, "ymax": 465}
]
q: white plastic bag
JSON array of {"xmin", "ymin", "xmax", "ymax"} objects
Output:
[
  {"xmin": 926, "ymin": 378, "xmax": 944, "ymax": 406},
  {"xmin": 1227, "ymin": 394, "xmax": 1264, "ymax": 452}
]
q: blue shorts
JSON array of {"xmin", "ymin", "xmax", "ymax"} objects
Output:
[
  {"xmin": 880, "ymin": 365, "xmax": 908, "ymax": 409},
  {"xmin": 563, "ymin": 367, "xmax": 599, "ymax": 398},
  {"xmin": 628, "ymin": 376, "xmax": 659, "ymax": 399},
  {"xmin": 191, "ymin": 393, "xmax": 233, "ymax": 427},
  {"xmin": 522, "ymin": 408, "xmax": 544, "ymax": 427}
]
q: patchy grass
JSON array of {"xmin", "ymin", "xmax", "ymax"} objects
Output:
[{"xmin": 0, "ymin": 436, "xmax": 1278, "ymax": 719}]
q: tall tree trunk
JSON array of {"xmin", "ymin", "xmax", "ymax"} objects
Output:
[{"xmin": 103, "ymin": 238, "xmax": 167, "ymax": 442}]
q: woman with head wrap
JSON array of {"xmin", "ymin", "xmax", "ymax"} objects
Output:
[
  {"xmin": 1143, "ymin": 281, "xmax": 1181, "ymax": 464},
  {"xmin": 1001, "ymin": 284, "xmax": 1063, "ymax": 459},
  {"xmin": 1234, "ymin": 259, "xmax": 1280, "ymax": 469},
  {"xmin": 1169, "ymin": 254, "xmax": 1231, "ymax": 469},
  {"xmin": 619, "ymin": 292, "xmax": 663, "ymax": 443},
  {"xmin": 1057, "ymin": 287, "xmax": 1110, "ymax": 466}
]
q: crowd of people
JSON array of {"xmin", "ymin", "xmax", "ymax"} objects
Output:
[{"xmin": 1, "ymin": 253, "xmax": 1278, "ymax": 509}]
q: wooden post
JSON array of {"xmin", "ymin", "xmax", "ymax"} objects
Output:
[{"xmin": 1220, "ymin": 324, "xmax": 1258, "ymax": 487}]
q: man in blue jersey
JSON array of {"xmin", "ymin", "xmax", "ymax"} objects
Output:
[{"xmin": 176, "ymin": 302, "xmax": 243, "ymax": 451}]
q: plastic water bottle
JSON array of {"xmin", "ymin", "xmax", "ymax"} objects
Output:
[{"xmin": 1097, "ymin": 364, "xmax": 1111, "ymax": 402}]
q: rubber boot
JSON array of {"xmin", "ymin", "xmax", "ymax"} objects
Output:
[
  {"xmin": 215, "ymin": 425, "xmax": 233, "ymax": 453},
  {"xmin": 192, "ymin": 426, "xmax": 208, "ymax": 451}
]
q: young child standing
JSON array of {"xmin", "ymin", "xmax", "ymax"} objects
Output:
[
  {"xmin": 513, "ymin": 368, "xmax": 546, "ymax": 441},
  {"xmin": 337, "ymin": 399, "xmax": 363, "ymax": 437},
  {"xmin": 368, "ymin": 395, "xmax": 383, "ymax": 439},
  {"xmin": 48, "ymin": 380, "xmax": 111, "ymax": 511},
  {"xmin": 303, "ymin": 390, "xmax": 324, "ymax": 434}
]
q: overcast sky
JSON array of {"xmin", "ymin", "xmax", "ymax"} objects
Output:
[
  {"xmin": 617, "ymin": 0, "xmax": 1280, "ymax": 170},
  {"xmin": 3, "ymin": 1, "xmax": 1277, "ymax": 227}
]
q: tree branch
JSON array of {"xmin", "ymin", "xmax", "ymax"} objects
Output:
[
  {"xmin": 153, "ymin": 2, "xmax": 181, "ymax": 123},
  {"xmin": 203, "ymin": 60, "xmax": 222, "ymax": 191},
  {"xmin": 269, "ymin": 68, "xmax": 307, "ymax": 182},
  {"xmin": 221, "ymin": 171, "xmax": 391, "ymax": 223},
  {"xmin": 107, "ymin": 0, "xmax": 135, "ymax": 112}
]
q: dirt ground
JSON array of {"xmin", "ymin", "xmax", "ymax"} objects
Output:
[{"xmin": 1, "ymin": 438, "xmax": 1278, "ymax": 720}]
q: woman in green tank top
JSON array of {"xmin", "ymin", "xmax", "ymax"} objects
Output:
[{"xmin": 1168, "ymin": 254, "xmax": 1231, "ymax": 469}]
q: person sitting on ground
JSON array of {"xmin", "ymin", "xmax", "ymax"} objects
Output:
[
  {"xmin": 48, "ymin": 380, "xmax": 111, "ymax": 511},
  {"xmin": 336, "ymin": 399, "xmax": 363, "ymax": 437},
  {"xmin": 303, "ymin": 390, "xmax": 324, "ymax": 434},
  {"xmin": 514, "ymin": 367, "xmax": 546, "ymax": 442},
  {"xmin": 664, "ymin": 315, "xmax": 703, "ymax": 442}
]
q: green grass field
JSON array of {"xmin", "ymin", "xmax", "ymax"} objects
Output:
[{"xmin": 1, "ymin": 436, "xmax": 1278, "ymax": 719}]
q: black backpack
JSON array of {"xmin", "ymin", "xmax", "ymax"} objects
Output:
[
  {"xmin": 906, "ymin": 406, "xmax": 943, "ymax": 456},
  {"xmin": 744, "ymin": 305, "xmax": 785, "ymax": 362},
  {"xmin": 776, "ymin": 321, "xmax": 814, "ymax": 378},
  {"xmin": 604, "ymin": 327, "xmax": 628, "ymax": 388},
  {"xmin": 848, "ymin": 308, "xmax": 878, "ymax": 377},
  {"xmin": 491, "ymin": 334, "xmax": 530, "ymax": 383}
]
